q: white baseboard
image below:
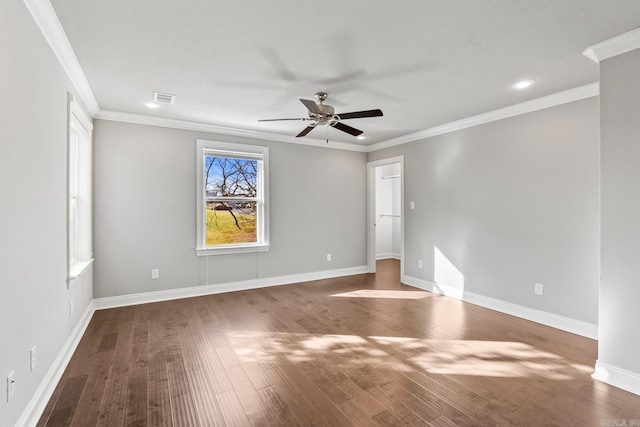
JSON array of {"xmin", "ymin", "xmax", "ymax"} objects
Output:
[
  {"xmin": 402, "ymin": 274, "xmax": 598, "ymax": 340},
  {"xmin": 16, "ymin": 301, "xmax": 95, "ymax": 427},
  {"xmin": 94, "ymin": 265, "xmax": 369, "ymax": 310},
  {"xmin": 593, "ymin": 361, "xmax": 640, "ymax": 396},
  {"xmin": 376, "ymin": 253, "xmax": 401, "ymax": 260},
  {"xmin": 402, "ymin": 275, "xmax": 465, "ymax": 299}
]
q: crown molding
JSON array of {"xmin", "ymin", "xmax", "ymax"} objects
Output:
[
  {"xmin": 583, "ymin": 27, "xmax": 640, "ymax": 63},
  {"xmin": 95, "ymin": 110, "xmax": 368, "ymax": 152},
  {"xmin": 23, "ymin": 0, "xmax": 604, "ymax": 153},
  {"xmin": 366, "ymin": 82, "xmax": 599, "ymax": 152},
  {"xmin": 22, "ymin": 0, "xmax": 100, "ymax": 116},
  {"xmin": 97, "ymin": 79, "xmax": 598, "ymax": 154}
]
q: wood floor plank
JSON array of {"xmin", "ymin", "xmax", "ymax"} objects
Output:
[
  {"xmin": 43, "ymin": 375, "xmax": 88, "ymax": 426},
  {"xmin": 264, "ymin": 358, "xmax": 352, "ymax": 426},
  {"xmin": 369, "ymin": 385, "xmax": 431, "ymax": 426},
  {"xmin": 123, "ymin": 367, "xmax": 147, "ymax": 426},
  {"xmin": 215, "ymin": 344, "xmax": 240, "ymax": 368},
  {"xmin": 166, "ymin": 359, "xmax": 201, "ymax": 427},
  {"xmin": 36, "ymin": 317, "xmax": 111, "ymax": 426},
  {"xmin": 335, "ymin": 388, "xmax": 389, "ymax": 425},
  {"xmin": 146, "ymin": 350, "xmax": 172, "ymax": 427},
  {"xmin": 247, "ymin": 409, "xmax": 272, "ymax": 427},
  {"xmin": 38, "ymin": 259, "xmax": 640, "ymax": 426},
  {"xmin": 95, "ymin": 367, "xmax": 128, "ymax": 427},
  {"xmin": 180, "ymin": 304, "xmax": 234, "ymax": 394},
  {"xmin": 226, "ymin": 364, "xmax": 266, "ymax": 416},
  {"xmin": 216, "ymin": 389, "xmax": 251, "ymax": 426},
  {"xmin": 162, "ymin": 302, "xmax": 201, "ymax": 427},
  {"xmin": 428, "ymin": 415, "xmax": 459, "ymax": 427},
  {"xmin": 183, "ymin": 362, "xmax": 226, "ymax": 427},
  {"xmin": 95, "ymin": 312, "xmax": 136, "ymax": 427},
  {"xmin": 255, "ymin": 385, "xmax": 299, "ymax": 426}
]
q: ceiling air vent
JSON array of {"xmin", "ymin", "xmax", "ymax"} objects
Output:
[{"xmin": 153, "ymin": 91, "xmax": 175, "ymax": 105}]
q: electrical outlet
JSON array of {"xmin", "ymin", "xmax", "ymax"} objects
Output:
[
  {"xmin": 7, "ymin": 371, "xmax": 15, "ymax": 402},
  {"xmin": 418, "ymin": 260, "xmax": 423, "ymax": 269},
  {"xmin": 326, "ymin": 253, "xmax": 332, "ymax": 262},
  {"xmin": 30, "ymin": 346, "xmax": 37, "ymax": 371},
  {"xmin": 151, "ymin": 268, "xmax": 160, "ymax": 279},
  {"xmin": 535, "ymin": 283, "xmax": 544, "ymax": 295},
  {"xmin": 69, "ymin": 300, "xmax": 74, "ymax": 316}
]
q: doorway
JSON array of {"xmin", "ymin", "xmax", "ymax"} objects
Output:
[{"xmin": 367, "ymin": 156, "xmax": 404, "ymax": 277}]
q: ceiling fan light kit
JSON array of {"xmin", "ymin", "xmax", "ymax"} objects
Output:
[{"xmin": 259, "ymin": 92, "xmax": 383, "ymax": 139}]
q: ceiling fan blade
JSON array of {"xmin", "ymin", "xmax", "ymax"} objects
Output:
[
  {"xmin": 296, "ymin": 125, "xmax": 316, "ymax": 138},
  {"xmin": 335, "ymin": 109, "xmax": 383, "ymax": 120},
  {"xmin": 300, "ymin": 98, "xmax": 322, "ymax": 115},
  {"xmin": 331, "ymin": 122, "xmax": 363, "ymax": 137},
  {"xmin": 258, "ymin": 117, "xmax": 309, "ymax": 122}
]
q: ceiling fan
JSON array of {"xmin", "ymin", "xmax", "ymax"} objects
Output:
[{"xmin": 258, "ymin": 92, "xmax": 383, "ymax": 138}]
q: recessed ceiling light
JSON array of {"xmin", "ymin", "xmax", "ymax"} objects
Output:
[
  {"xmin": 357, "ymin": 135, "xmax": 365, "ymax": 140},
  {"xmin": 145, "ymin": 102, "xmax": 159, "ymax": 109},
  {"xmin": 511, "ymin": 79, "xmax": 536, "ymax": 90}
]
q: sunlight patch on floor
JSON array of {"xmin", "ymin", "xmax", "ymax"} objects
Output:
[
  {"xmin": 225, "ymin": 331, "xmax": 591, "ymax": 381},
  {"xmin": 301, "ymin": 334, "xmax": 367, "ymax": 350},
  {"xmin": 371, "ymin": 337, "xmax": 583, "ymax": 380}
]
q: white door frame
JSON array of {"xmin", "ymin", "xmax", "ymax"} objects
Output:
[{"xmin": 367, "ymin": 156, "xmax": 404, "ymax": 275}]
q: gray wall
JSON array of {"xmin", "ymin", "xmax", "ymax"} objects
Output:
[
  {"xmin": 92, "ymin": 120, "xmax": 367, "ymax": 298},
  {"xmin": 369, "ymin": 98, "xmax": 600, "ymax": 324},
  {"xmin": 0, "ymin": 1, "xmax": 93, "ymax": 425},
  {"xmin": 599, "ymin": 48, "xmax": 640, "ymax": 375}
]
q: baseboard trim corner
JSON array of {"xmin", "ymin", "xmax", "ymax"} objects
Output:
[
  {"xmin": 402, "ymin": 274, "xmax": 598, "ymax": 340},
  {"xmin": 593, "ymin": 361, "xmax": 640, "ymax": 396}
]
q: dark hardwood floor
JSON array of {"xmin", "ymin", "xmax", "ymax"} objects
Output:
[{"xmin": 38, "ymin": 259, "xmax": 640, "ymax": 426}]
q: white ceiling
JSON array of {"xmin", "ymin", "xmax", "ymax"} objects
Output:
[{"xmin": 50, "ymin": 0, "xmax": 640, "ymax": 146}]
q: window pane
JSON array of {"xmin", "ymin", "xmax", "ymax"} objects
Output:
[
  {"xmin": 206, "ymin": 201, "xmax": 257, "ymax": 245},
  {"xmin": 69, "ymin": 130, "xmax": 79, "ymax": 196},
  {"xmin": 205, "ymin": 156, "xmax": 257, "ymax": 198},
  {"xmin": 69, "ymin": 197, "xmax": 78, "ymax": 261}
]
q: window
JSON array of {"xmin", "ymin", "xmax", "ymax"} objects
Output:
[
  {"xmin": 196, "ymin": 140, "xmax": 269, "ymax": 255},
  {"xmin": 68, "ymin": 98, "xmax": 93, "ymax": 280}
]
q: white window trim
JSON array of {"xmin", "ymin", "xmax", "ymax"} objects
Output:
[
  {"xmin": 196, "ymin": 139, "xmax": 270, "ymax": 256},
  {"xmin": 69, "ymin": 258, "xmax": 94, "ymax": 281},
  {"xmin": 68, "ymin": 98, "xmax": 94, "ymax": 284}
]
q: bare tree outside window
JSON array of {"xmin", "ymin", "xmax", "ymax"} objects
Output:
[{"xmin": 205, "ymin": 156, "xmax": 259, "ymax": 245}]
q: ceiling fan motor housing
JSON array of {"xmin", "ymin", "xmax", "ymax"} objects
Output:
[{"xmin": 310, "ymin": 104, "xmax": 336, "ymax": 125}]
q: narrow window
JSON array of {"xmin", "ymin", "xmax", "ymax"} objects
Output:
[
  {"xmin": 68, "ymin": 98, "xmax": 93, "ymax": 280},
  {"xmin": 196, "ymin": 140, "xmax": 269, "ymax": 255}
]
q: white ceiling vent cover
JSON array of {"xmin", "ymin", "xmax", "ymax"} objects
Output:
[{"xmin": 153, "ymin": 92, "xmax": 175, "ymax": 105}]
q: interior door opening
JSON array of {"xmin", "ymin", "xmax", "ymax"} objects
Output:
[{"xmin": 367, "ymin": 156, "xmax": 404, "ymax": 279}]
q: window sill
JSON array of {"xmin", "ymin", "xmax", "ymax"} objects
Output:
[
  {"xmin": 196, "ymin": 244, "xmax": 270, "ymax": 256},
  {"xmin": 68, "ymin": 258, "xmax": 94, "ymax": 284}
]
